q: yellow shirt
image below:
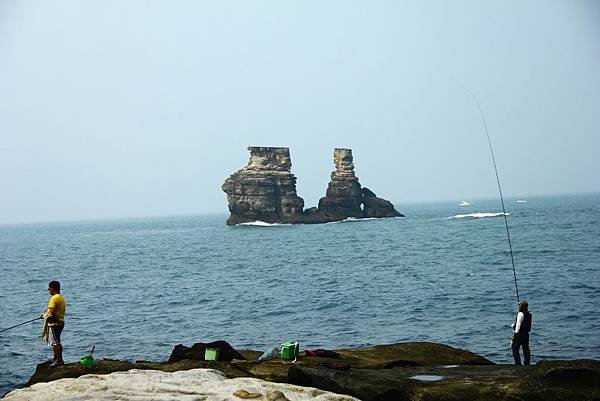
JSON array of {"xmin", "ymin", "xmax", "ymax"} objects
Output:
[{"xmin": 46, "ymin": 293, "xmax": 66, "ymax": 326}]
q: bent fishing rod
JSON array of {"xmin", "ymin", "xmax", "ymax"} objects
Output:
[
  {"xmin": 0, "ymin": 316, "xmax": 42, "ymax": 333},
  {"xmin": 470, "ymin": 93, "xmax": 520, "ymax": 304}
]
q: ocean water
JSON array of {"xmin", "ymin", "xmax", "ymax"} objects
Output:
[{"xmin": 1, "ymin": 193, "xmax": 599, "ymax": 395}]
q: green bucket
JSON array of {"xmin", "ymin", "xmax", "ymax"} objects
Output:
[
  {"xmin": 204, "ymin": 347, "xmax": 220, "ymax": 361},
  {"xmin": 281, "ymin": 341, "xmax": 299, "ymax": 360},
  {"xmin": 80, "ymin": 346, "xmax": 96, "ymax": 368}
]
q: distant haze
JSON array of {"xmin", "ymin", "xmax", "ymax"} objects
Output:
[{"xmin": 1, "ymin": 1, "xmax": 599, "ymax": 225}]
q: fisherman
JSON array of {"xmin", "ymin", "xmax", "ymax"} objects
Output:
[
  {"xmin": 511, "ymin": 300, "xmax": 532, "ymax": 366},
  {"xmin": 41, "ymin": 280, "xmax": 66, "ymax": 366}
]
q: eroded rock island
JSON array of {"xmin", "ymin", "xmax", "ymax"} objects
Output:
[{"xmin": 222, "ymin": 147, "xmax": 403, "ymax": 225}]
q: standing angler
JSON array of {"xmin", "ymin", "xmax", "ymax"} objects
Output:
[
  {"xmin": 511, "ymin": 300, "xmax": 532, "ymax": 365},
  {"xmin": 471, "ymin": 94, "xmax": 533, "ymax": 366},
  {"xmin": 41, "ymin": 281, "xmax": 66, "ymax": 366}
]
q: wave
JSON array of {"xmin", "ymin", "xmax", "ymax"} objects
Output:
[
  {"xmin": 516, "ymin": 200, "xmax": 527, "ymax": 203},
  {"xmin": 448, "ymin": 212, "xmax": 509, "ymax": 219},
  {"xmin": 343, "ymin": 217, "xmax": 380, "ymax": 222},
  {"xmin": 326, "ymin": 217, "xmax": 382, "ymax": 224},
  {"xmin": 237, "ymin": 221, "xmax": 291, "ymax": 227}
]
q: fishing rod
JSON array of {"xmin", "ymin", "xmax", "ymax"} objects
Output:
[
  {"xmin": 0, "ymin": 317, "xmax": 42, "ymax": 333},
  {"xmin": 470, "ymin": 93, "xmax": 520, "ymax": 304}
]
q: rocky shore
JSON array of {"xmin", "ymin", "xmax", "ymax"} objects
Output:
[
  {"xmin": 222, "ymin": 147, "xmax": 403, "ymax": 225},
  {"xmin": 7, "ymin": 341, "xmax": 599, "ymax": 400}
]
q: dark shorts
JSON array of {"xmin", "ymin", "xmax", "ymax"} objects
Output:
[{"xmin": 49, "ymin": 324, "xmax": 64, "ymax": 346}]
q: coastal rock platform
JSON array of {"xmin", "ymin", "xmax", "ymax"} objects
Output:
[
  {"xmin": 9, "ymin": 369, "xmax": 357, "ymax": 401},
  {"xmin": 14, "ymin": 342, "xmax": 600, "ymax": 401}
]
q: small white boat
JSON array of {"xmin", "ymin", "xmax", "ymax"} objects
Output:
[
  {"xmin": 516, "ymin": 200, "xmax": 527, "ymax": 203},
  {"xmin": 459, "ymin": 200, "xmax": 471, "ymax": 206}
]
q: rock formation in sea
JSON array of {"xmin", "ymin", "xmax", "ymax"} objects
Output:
[
  {"xmin": 222, "ymin": 146, "xmax": 403, "ymax": 225},
  {"xmin": 222, "ymin": 147, "xmax": 305, "ymax": 225},
  {"xmin": 317, "ymin": 148, "xmax": 364, "ymax": 219},
  {"xmin": 361, "ymin": 187, "xmax": 404, "ymax": 218},
  {"xmin": 317, "ymin": 148, "xmax": 404, "ymax": 220}
]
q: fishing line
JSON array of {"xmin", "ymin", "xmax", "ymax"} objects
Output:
[{"xmin": 469, "ymin": 92, "xmax": 520, "ymax": 303}]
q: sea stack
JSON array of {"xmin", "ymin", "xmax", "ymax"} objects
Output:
[
  {"xmin": 222, "ymin": 146, "xmax": 403, "ymax": 225},
  {"xmin": 221, "ymin": 147, "xmax": 305, "ymax": 225},
  {"xmin": 317, "ymin": 148, "xmax": 364, "ymax": 219}
]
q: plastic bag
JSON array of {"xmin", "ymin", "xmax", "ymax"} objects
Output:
[{"xmin": 257, "ymin": 346, "xmax": 280, "ymax": 363}]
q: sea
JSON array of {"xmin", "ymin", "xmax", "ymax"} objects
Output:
[{"xmin": 1, "ymin": 193, "xmax": 599, "ymax": 396}]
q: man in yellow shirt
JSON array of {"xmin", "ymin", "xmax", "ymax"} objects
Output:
[{"xmin": 42, "ymin": 280, "xmax": 66, "ymax": 366}]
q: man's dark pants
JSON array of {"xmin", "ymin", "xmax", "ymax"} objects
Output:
[{"xmin": 512, "ymin": 333, "xmax": 530, "ymax": 366}]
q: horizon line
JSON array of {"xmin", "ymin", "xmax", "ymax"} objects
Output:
[{"xmin": 1, "ymin": 190, "xmax": 598, "ymax": 228}]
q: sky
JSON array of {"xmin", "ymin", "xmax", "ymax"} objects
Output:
[{"xmin": 1, "ymin": 1, "xmax": 599, "ymax": 225}]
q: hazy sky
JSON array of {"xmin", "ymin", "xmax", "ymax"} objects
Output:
[{"xmin": 1, "ymin": 1, "xmax": 599, "ymax": 224}]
